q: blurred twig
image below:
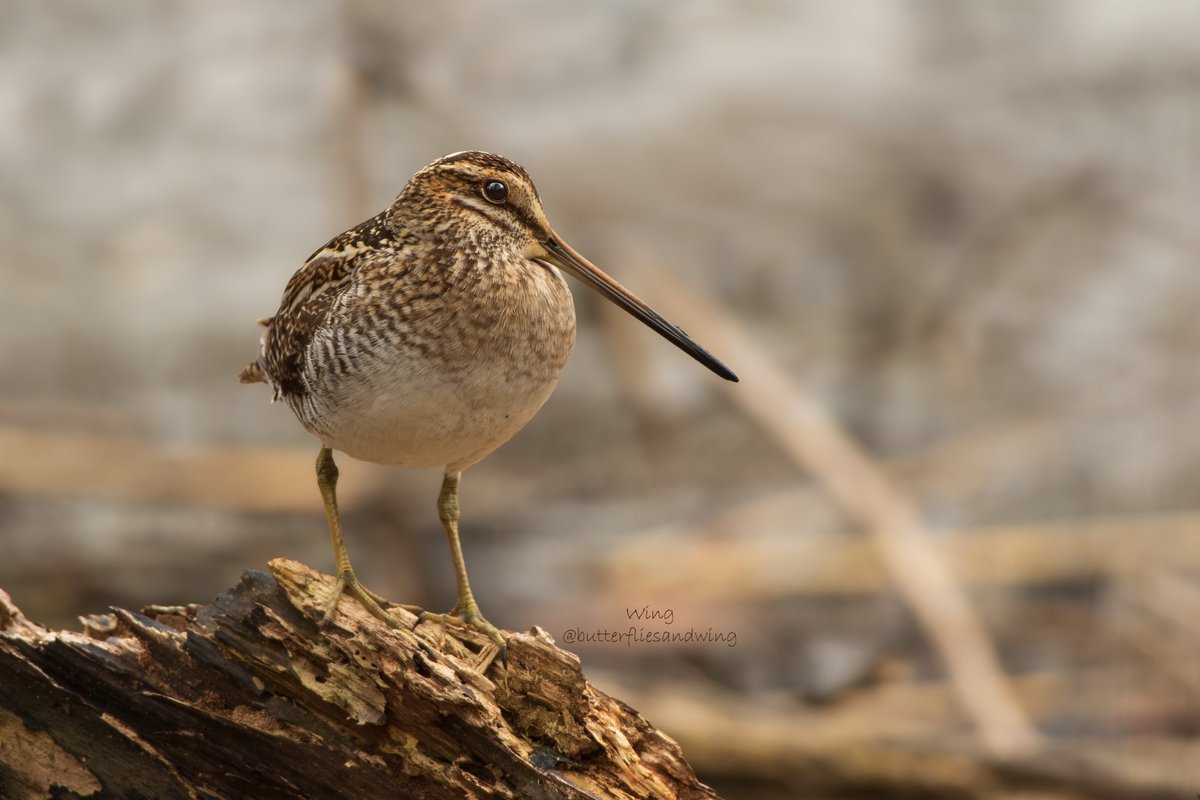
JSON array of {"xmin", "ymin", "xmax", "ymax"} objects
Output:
[
  {"xmin": 638, "ymin": 263, "xmax": 1040, "ymax": 758},
  {"xmin": 602, "ymin": 509, "xmax": 1200, "ymax": 599},
  {"xmin": 604, "ymin": 671, "xmax": 1194, "ymax": 800},
  {"xmin": 593, "ymin": 297, "xmax": 676, "ymax": 458},
  {"xmin": 330, "ymin": 0, "xmax": 374, "ymax": 223},
  {"xmin": 0, "ymin": 424, "xmax": 377, "ymax": 512},
  {"xmin": 1110, "ymin": 566, "xmax": 1200, "ymax": 701}
]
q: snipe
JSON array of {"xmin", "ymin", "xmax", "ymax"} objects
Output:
[{"xmin": 241, "ymin": 151, "xmax": 737, "ymax": 651}]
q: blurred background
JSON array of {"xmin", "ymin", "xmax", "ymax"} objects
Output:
[{"xmin": 3, "ymin": 1, "xmax": 1200, "ymax": 797}]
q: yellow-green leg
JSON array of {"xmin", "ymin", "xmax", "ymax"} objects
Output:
[
  {"xmin": 316, "ymin": 447, "xmax": 407, "ymax": 628},
  {"xmin": 419, "ymin": 472, "xmax": 505, "ymax": 647}
]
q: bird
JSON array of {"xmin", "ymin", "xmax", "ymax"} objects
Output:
[{"xmin": 240, "ymin": 151, "xmax": 737, "ymax": 650}]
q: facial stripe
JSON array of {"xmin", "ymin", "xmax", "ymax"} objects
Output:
[
  {"xmin": 450, "ymin": 195, "xmax": 509, "ymax": 228},
  {"xmin": 509, "ymin": 204, "xmax": 542, "ymax": 236}
]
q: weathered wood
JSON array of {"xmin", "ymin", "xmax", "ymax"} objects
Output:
[{"xmin": 0, "ymin": 559, "xmax": 718, "ymax": 800}]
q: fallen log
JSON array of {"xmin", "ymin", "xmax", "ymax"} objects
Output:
[{"xmin": 0, "ymin": 559, "xmax": 717, "ymax": 800}]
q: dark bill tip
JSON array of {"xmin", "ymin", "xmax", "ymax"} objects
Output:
[{"xmin": 543, "ymin": 238, "xmax": 738, "ymax": 383}]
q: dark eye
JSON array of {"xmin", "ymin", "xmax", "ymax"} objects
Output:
[{"xmin": 482, "ymin": 180, "xmax": 507, "ymax": 204}]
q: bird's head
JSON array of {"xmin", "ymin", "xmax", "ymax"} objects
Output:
[{"xmin": 396, "ymin": 151, "xmax": 738, "ymax": 382}]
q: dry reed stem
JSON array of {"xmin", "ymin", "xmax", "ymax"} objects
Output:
[{"xmin": 638, "ymin": 262, "xmax": 1040, "ymax": 758}]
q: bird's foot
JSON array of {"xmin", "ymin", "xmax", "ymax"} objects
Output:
[
  {"xmin": 417, "ymin": 601, "xmax": 508, "ymax": 668},
  {"xmin": 319, "ymin": 570, "xmax": 419, "ymax": 628},
  {"xmin": 418, "ymin": 604, "xmax": 503, "ymax": 643}
]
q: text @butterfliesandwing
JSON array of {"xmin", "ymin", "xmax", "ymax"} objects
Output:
[{"xmin": 560, "ymin": 605, "xmax": 737, "ymax": 648}]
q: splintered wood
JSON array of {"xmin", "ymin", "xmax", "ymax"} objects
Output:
[{"xmin": 0, "ymin": 560, "xmax": 717, "ymax": 800}]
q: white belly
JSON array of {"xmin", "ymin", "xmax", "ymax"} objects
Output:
[{"xmin": 302, "ymin": 355, "xmax": 565, "ymax": 471}]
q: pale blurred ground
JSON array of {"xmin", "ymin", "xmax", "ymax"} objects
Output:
[{"xmin": 3, "ymin": 2, "xmax": 1200, "ymax": 797}]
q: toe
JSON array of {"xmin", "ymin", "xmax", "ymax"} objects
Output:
[{"xmin": 322, "ymin": 572, "xmax": 402, "ymax": 627}]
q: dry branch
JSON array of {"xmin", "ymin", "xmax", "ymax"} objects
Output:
[
  {"xmin": 0, "ymin": 559, "xmax": 717, "ymax": 800},
  {"xmin": 638, "ymin": 265, "xmax": 1040, "ymax": 758},
  {"xmin": 0, "ymin": 424, "xmax": 380, "ymax": 512},
  {"xmin": 595, "ymin": 668, "xmax": 1194, "ymax": 798},
  {"xmin": 601, "ymin": 509, "xmax": 1200, "ymax": 599}
]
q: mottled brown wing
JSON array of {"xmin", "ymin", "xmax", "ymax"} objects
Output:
[{"xmin": 255, "ymin": 213, "xmax": 399, "ymax": 399}]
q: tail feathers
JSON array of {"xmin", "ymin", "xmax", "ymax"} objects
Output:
[
  {"xmin": 241, "ymin": 316, "xmax": 276, "ymax": 392},
  {"xmin": 239, "ymin": 361, "xmax": 267, "ymax": 384}
]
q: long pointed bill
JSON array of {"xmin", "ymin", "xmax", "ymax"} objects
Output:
[{"xmin": 540, "ymin": 236, "xmax": 738, "ymax": 382}]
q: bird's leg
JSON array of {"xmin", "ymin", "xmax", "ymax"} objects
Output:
[
  {"xmin": 315, "ymin": 447, "xmax": 403, "ymax": 628},
  {"xmin": 419, "ymin": 472, "xmax": 505, "ymax": 648}
]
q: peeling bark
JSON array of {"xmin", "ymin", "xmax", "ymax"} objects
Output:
[{"xmin": 0, "ymin": 559, "xmax": 719, "ymax": 800}]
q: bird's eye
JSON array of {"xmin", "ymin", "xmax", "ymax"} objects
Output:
[{"xmin": 482, "ymin": 180, "xmax": 508, "ymax": 204}]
